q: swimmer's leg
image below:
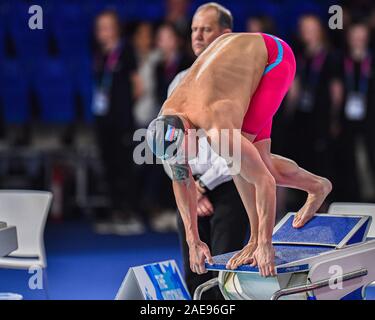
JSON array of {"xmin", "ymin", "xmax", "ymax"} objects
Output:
[
  {"xmin": 252, "ymin": 137, "xmax": 332, "ymax": 228},
  {"xmin": 208, "ymin": 129, "xmax": 277, "ymax": 276},
  {"xmin": 226, "ymin": 178, "xmax": 258, "ymax": 269}
]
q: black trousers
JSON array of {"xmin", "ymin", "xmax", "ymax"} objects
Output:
[
  {"xmin": 177, "ymin": 180, "xmax": 248, "ymax": 299},
  {"xmin": 334, "ymin": 121, "xmax": 375, "ymax": 202},
  {"xmin": 95, "ymin": 119, "xmax": 136, "ymax": 216}
]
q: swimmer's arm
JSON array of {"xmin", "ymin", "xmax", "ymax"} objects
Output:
[
  {"xmin": 170, "ymin": 163, "xmax": 200, "ymax": 244},
  {"xmin": 171, "ymin": 162, "xmax": 213, "ymax": 272}
]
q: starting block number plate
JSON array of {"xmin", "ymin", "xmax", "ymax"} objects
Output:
[{"xmin": 115, "ymin": 260, "xmax": 191, "ymax": 300}]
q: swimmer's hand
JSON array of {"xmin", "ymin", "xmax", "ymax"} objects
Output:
[
  {"xmin": 251, "ymin": 242, "xmax": 276, "ymax": 277},
  {"xmin": 226, "ymin": 240, "xmax": 257, "ymax": 270},
  {"xmin": 188, "ymin": 240, "xmax": 213, "ymax": 275}
]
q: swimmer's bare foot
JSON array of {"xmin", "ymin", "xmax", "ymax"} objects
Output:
[{"xmin": 293, "ymin": 178, "xmax": 332, "ymax": 228}]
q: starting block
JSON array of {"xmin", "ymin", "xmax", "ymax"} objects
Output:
[{"xmin": 194, "ymin": 213, "xmax": 375, "ymax": 300}]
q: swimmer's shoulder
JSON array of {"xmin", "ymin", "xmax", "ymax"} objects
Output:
[
  {"xmin": 159, "ymin": 96, "xmax": 187, "ymax": 117},
  {"xmin": 158, "ymin": 102, "xmax": 177, "ymax": 117}
]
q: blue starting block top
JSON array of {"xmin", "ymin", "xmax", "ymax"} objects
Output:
[
  {"xmin": 205, "ymin": 213, "xmax": 371, "ymax": 274},
  {"xmin": 272, "ymin": 213, "xmax": 367, "ymax": 247},
  {"xmin": 207, "ymin": 245, "xmax": 333, "ymax": 273}
]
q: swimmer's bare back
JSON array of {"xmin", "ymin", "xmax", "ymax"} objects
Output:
[{"xmin": 161, "ymin": 33, "xmax": 268, "ymax": 130}]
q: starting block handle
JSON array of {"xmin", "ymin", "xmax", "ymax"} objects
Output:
[
  {"xmin": 193, "ymin": 277, "xmax": 219, "ymax": 300},
  {"xmin": 270, "ymin": 268, "xmax": 368, "ymax": 300}
]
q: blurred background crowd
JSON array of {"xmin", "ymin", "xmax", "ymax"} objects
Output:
[{"xmin": 1, "ymin": 0, "xmax": 375, "ymax": 235}]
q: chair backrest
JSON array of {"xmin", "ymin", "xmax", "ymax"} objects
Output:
[
  {"xmin": 35, "ymin": 58, "xmax": 75, "ymax": 123},
  {"xmin": 0, "ymin": 191, "xmax": 52, "ymax": 264},
  {"xmin": 8, "ymin": 2, "xmax": 48, "ymax": 61},
  {"xmin": 328, "ymin": 202, "xmax": 375, "ymax": 238}
]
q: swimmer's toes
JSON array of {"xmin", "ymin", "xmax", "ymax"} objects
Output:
[
  {"xmin": 292, "ymin": 215, "xmax": 301, "ymax": 226},
  {"xmin": 293, "ymin": 216, "xmax": 304, "ymax": 228},
  {"xmin": 296, "ymin": 213, "xmax": 315, "ymax": 228}
]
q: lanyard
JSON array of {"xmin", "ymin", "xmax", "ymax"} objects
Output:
[
  {"xmin": 99, "ymin": 43, "xmax": 122, "ymax": 91},
  {"xmin": 299, "ymin": 50, "xmax": 327, "ymax": 88},
  {"xmin": 344, "ymin": 54, "xmax": 371, "ymax": 94}
]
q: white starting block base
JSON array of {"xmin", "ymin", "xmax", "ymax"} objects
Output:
[
  {"xmin": 0, "ymin": 222, "xmax": 18, "ymax": 258},
  {"xmin": 221, "ymin": 270, "xmax": 308, "ymax": 300},
  {"xmin": 195, "ymin": 213, "xmax": 375, "ymax": 300}
]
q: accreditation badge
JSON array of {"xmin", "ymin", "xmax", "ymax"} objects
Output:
[
  {"xmin": 345, "ymin": 92, "xmax": 366, "ymax": 121},
  {"xmin": 92, "ymin": 88, "xmax": 109, "ymax": 116},
  {"xmin": 299, "ymin": 89, "xmax": 314, "ymax": 112}
]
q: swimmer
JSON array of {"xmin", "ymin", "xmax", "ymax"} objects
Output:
[{"xmin": 147, "ymin": 32, "xmax": 332, "ymax": 277}]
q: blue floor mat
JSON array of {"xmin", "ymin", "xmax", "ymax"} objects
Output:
[{"xmin": 0, "ymin": 221, "xmax": 183, "ymax": 300}]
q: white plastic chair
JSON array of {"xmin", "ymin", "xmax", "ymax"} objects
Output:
[
  {"xmin": 328, "ymin": 202, "xmax": 375, "ymax": 238},
  {"xmin": 0, "ymin": 190, "xmax": 53, "ymax": 297}
]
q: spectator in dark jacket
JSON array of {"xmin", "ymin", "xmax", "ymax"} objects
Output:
[
  {"xmin": 92, "ymin": 10, "xmax": 144, "ymax": 235},
  {"xmin": 285, "ymin": 14, "xmax": 343, "ymax": 209},
  {"xmin": 155, "ymin": 23, "xmax": 192, "ymax": 107},
  {"xmin": 335, "ymin": 22, "xmax": 375, "ymax": 202}
]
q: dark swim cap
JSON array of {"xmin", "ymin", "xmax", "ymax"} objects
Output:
[{"xmin": 146, "ymin": 115, "xmax": 185, "ymax": 160}]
